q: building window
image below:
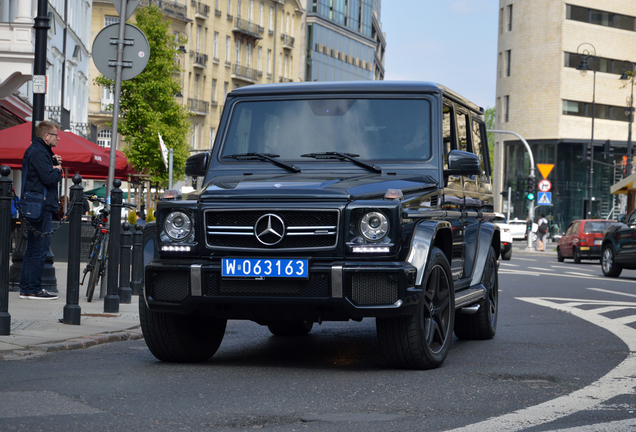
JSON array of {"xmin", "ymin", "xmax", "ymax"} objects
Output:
[
  {"xmin": 504, "ymin": 95, "xmax": 509, "ymax": 123},
  {"xmin": 267, "ymin": 49, "xmax": 272, "ymax": 75},
  {"xmin": 505, "ymin": 50, "xmax": 511, "ymax": 77},
  {"xmin": 225, "ymin": 36, "xmax": 231, "ymax": 64},
  {"xmin": 213, "ymin": 32, "xmax": 219, "ymax": 60},
  {"xmin": 246, "ymin": 44, "xmax": 252, "ymax": 68},
  {"xmin": 259, "ymin": 2, "xmax": 263, "ymax": 26},
  {"xmin": 564, "ymin": 52, "xmax": 627, "ymax": 75},
  {"xmin": 223, "ymin": 81, "xmax": 228, "ymax": 97},
  {"xmin": 101, "ymin": 86, "xmax": 113, "ymax": 112},
  {"xmin": 566, "ymin": 5, "xmax": 636, "ymax": 32},
  {"xmin": 104, "ymin": 15, "xmax": 119, "ymax": 27},
  {"xmin": 192, "ymin": 124, "xmax": 198, "ymax": 148},
  {"xmin": 209, "ymin": 127, "xmax": 216, "ymax": 150},
  {"xmin": 563, "ymin": 99, "xmax": 630, "ymax": 122},
  {"xmin": 507, "ymin": 4, "xmax": 513, "ymax": 31},
  {"xmin": 257, "ymin": 46, "xmax": 262, "ymax": 72},
  {"xmin": 97, "ymin": 129, "xmax": 111, "ymax": 148},
  {"xmin": 269, "ymin": 6, "xmax": 273, "ymax": 31},
  {"xmin": 212, "ymin": 78, "xmax": 217, "ymax": 103},
  {"xmin": 237, "ymin": 0, "xmax": 242, "ymax": 18},
  {"xmin": 235, "ymin": 40, "xmax": 241, "ymax": 65}
]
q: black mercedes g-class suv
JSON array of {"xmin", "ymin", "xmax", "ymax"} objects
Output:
[{"xmin": 141, "ymin": 81, "xmax": 500, "ymax": 370}]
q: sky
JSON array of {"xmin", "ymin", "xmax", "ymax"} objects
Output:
[{"xmin": 381, "ymin": 0, "xmax": 499, "ymax": 110}]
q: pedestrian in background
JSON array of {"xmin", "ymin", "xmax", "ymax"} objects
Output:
[
  {"xmin": 536, "ymin": 213, "xmax": 549, "ymax": 252},
  {"xmin": 19, "ymin": 121, "xmax": 62, "ymax": 300}
]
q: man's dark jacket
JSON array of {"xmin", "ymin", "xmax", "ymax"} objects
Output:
[{"xmin": 22, "ymin": 137, "xmax": 61, "ymax": 212}]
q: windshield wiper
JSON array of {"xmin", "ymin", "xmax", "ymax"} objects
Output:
[
  {"xmin": 223, "ymin": 153, "xmax": 300, "ymax": 173},
  {"xmin": 300, "ymin": 152, "xmax": 382, "ymax": 173}
]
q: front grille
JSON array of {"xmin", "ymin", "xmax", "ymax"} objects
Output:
[
  {"xmin": 146, "ymin": 270, "xmax": 190, "ymax": 302},
  {"xmin": 205, "ymin": 271, "xmax": 330, "ymax": 297},
  {"xmin": 205, "ymin": 209, "xmax": 339, "ymax": 250},
  {"xmin": 346, "ymin": 273, "xmax": 399, "ymax": 306}
]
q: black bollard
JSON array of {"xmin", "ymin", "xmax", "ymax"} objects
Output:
[
  {"xmin": 104, "ymin": 179, "xmax": 122, "ymax": 313},
  {"xmin": 63, "ymin": 174, "xmax": 83, "ymax": 325},
  {"xmin": 118, "ymin": 222, "xmax": 132, "ymax": 304},
  {"xmin": 130, "ymin": 223, "xmax": 143, "ymax": 296},
  {"xmin": 0, "ymin": 166, "xmax": 13, "ymax": 335}
]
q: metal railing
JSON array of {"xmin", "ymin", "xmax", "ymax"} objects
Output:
[
  {"xmin": 191, "ymin": 0, "xmax": 209, "ymax": 17},
  {"xmin": 187, "ymin": 98, "xmax": 209, "ymax": 114},
  {"xmin": 278, "ymin": 76, "xmax": 293, "ymax": 83},
  {"xmin": 141, "ymin": 0, "xmax": 187, "ymax": 20},
  {"xmin": 280, "ymin": 33, "xmax": 294, "ymax": 48},
  {"xmin": 192, "ymin": 51, "xmax": 208, "ymax": 67},
  {"xmin": 233, "ymin": 64, "xmax": 257, "ymax": 81},
  {"xmin": 234, "ymin": 17, "xmax": 259, "ymax": 35}
]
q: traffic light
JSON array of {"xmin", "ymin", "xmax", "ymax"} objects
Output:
[
  {"xmin": 604, "ymin": 140, "xmax": 615, "ymax": 160},
  {"xmin": 526, "ymin": 177, "xmax": 535, "ymax": 200},
  {"xmin": 585, "ymin": 144, "xmax": 592, "ymax": 161}
]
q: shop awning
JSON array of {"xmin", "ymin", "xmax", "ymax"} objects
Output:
[{"xmin": 0, "ymin": 121, "xmax": 134, "ymax": 179}]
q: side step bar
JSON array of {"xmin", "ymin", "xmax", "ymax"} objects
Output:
[{"xmin": 454, "ymin": 285, "xmax": 486, "ymax": 309}]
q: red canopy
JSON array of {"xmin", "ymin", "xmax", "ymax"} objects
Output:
[{"xmin": 0, "ymin": 122, "xmax": 133, "ymax": 179}]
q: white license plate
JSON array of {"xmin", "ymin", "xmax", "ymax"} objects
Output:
[
  {"xmin": 222, "ymin": 258, "xmax": 308, "ymax": 278},
  {"xmin": 594, "ymin": 239, "xmax": 602, "ymax": 245}
]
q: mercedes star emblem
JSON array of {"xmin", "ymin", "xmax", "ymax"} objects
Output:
[{"xmin": 254, "ymin": 214, "xmax": 285, "ymax": 245}]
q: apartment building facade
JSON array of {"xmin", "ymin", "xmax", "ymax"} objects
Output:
[
  {"xmin": 89, "ymin": 0, "xmax": 305, "ymax": 153},
  {"xmin": 495, "ymin": 0, "xmax": 636, "ymax": 227},
  {"xmin": 302, "ymin": 0, "xmax": 385, "ymax": 82}
]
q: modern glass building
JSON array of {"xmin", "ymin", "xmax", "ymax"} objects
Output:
[
  {"xmin": 304, "ymin": 0, "xmax": 385, "ymax": 82},
  {"xmin": 494, "ymin": 0, "xmax": 636, "ymax": 229}
]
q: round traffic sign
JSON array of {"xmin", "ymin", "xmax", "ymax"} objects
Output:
[
  {"xmin": 538, "ymin": 179, "xmax": 551, "ymax": 192},
  {"xmin": 92, "ymin": 23, "xmax": 150, "ymax": 81}
]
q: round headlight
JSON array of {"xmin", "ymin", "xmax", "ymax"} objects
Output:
[
  {"xmin": 359, "ymin": 211, "xmax": 389, "ymax": 242},
  {"xmin": 164, "ymin": 211, "xmax": 192, "ymax": 241}
]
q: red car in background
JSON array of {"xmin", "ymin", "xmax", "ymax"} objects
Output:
[{"xmin": 557, "ymin": 219, "xmax": 617, "ymax": 263}]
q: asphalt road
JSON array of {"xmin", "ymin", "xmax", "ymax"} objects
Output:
[{"xmin": 1, "ymin": 244, "xmax": 636, "ymax": 431}]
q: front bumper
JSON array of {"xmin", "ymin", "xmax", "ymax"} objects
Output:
[{"xmin": 144, "ymin": 259, "xmax": 418, "ymax": 322}]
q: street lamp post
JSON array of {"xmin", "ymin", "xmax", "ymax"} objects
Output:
[
  {"xmin": 577, "ymin": 43, "xmax": 597, "ymax": 219},
  {"xmin": 620, "ymin": 62, "xmax": 635, "ymax": 177}
]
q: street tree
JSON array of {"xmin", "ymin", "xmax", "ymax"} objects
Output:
[
  {"xmin": 95, "ymin": 5, "xmax": 191, "ymax": 188},
  {"xmin": 484, "ymin": 107, "xmax": 495, "ymax": 166}
]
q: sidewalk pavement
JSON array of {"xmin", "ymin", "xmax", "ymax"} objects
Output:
[{"xmin": 0, "ymin": 261, "xmax": 143, "ymax": 360}]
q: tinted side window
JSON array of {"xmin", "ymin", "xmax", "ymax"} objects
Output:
[
  {"xmin": 470, "ymin": 118, "xmax": 488, "ymax": 177},
  {"xmin": 456, "ymin": 111, "xmax": 469, "ymax": 152},
  {"xmin": 442, "ymin": 103, "xmax": 454, "ymax": 169}
]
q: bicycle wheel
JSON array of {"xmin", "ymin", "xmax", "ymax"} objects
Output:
[
  {"xmin": 83, "ymin": 238, "xmax": 100, "ymax": 293},
  {"xmin": 86, "ymin": 258, "xmax": 102, "ymax": 302}
]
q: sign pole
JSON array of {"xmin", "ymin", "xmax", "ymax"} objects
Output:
[{"xmin": 107, "ymin": 0, "xmax": 129, "ymax": 207}]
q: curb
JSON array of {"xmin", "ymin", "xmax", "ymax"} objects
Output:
[{"xmin": 0, "ymin": 327, "xmax": 144, "ymax": 360}]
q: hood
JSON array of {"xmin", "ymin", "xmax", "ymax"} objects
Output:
[{"xmin": 196, "ymin": 173, "xmax": 438, "ymax": 200}]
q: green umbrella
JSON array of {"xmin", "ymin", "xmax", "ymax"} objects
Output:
[{"xmin": 83, "ymin": 185, "xmax": 131, "ymax": 199}]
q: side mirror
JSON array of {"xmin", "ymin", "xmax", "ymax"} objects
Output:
[
  {"xmin": 444, "ymin": 150, "xmax": 481, "ymax": 177},
  {"xmin": 185, "ymin": 152, "xmax": 209, "ymax": 177}
]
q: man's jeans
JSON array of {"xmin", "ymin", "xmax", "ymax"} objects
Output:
[{"xmin": 19, "ymin": 211, "xmax": 53, "ymax": 295}]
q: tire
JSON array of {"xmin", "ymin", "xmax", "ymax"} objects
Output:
[
  {"xmin": 573, "ymin": 248, "xmax": 581, "ymax": 264},
  {"xmin": 557, "ymin": 247, "xmax": 564, "ymax": 262},
  {"xmin": 454, "ymin": 246, "xmax": 498, "ymax": 340},
  {"xmin": 86, "ymin": 259, "xmax": 102, "ymax": 302},
  {"xmin": 376, "ymin": 247, "xmax": 455, "ymax": 370},
  {"xmin": 501, "ymin": 247, "xmax": 512, "ymax": 261},
  {"xmin": 601, "ymin": 245, "xmax": 622, "ymax": 278},
  {"xmin": 267, "ymin": 321, "xmax": 313, "ymax": 336},
  {"xmin": 139, "ymin": 297, "xmax": 227, "ymax": 363}
]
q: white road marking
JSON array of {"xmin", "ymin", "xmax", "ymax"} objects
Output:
[
  {"xmin": 511, "ymin": 257, "xmax": 538, "ymax": 262},
  {"xmin": 565, "ymin": 271, "xmax": 598, "ymax": 277},
  {"xmin": 499, "ymin": 263, "xmax": 519, "ymax": 267},
  {"xmin": 528, "ymin": 266, "xmax": 555, "ymax": 272},
  {"xmin": 551, "ymin": 265, "xmax": 595, "ymax": 272},
  {"xmin": 499, "ymin": 269, "xmax": 636, "ymax": 284},
  {"xmin": 448, "ymin": 295, "xmax": 636, "ymax": 432},
  {"xmin": 588, "ymin": 288, "xmax": 636, "ymax": 299}
]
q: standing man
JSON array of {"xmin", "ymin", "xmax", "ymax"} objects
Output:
[
  {"xmin": 19, "ymin": 121, "xmax": 63, "ymax": 300},
  {"xmin": 536, "ymin": 213, "xmax": 549, "ymax": 252}
]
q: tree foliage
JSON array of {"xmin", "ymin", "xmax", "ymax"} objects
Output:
[
  {"xmin": 95, "ymin": 6, "xmax": 190, "ymax": 187},
  {"xmin": 484, "ymin": 107, "xmax": 495, "ymax": 167}
]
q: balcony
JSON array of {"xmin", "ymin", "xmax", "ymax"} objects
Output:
[
  {"xmin": 232, "ymin": 64, "xmax": 258, "ymax": 84},
  {"xmin": 280, "ymin": 34, "xmax": 294, "ymax": 49},
  {"xmin": 278, "ymin": 77, "xmax": 293, "ymax": 83},
  {"xmin": 215, "ymin": 9, "xmax": 221, "ymax": 16},
  {"xmin": 140, "ymin": 1, "xmax": 187, "ymax": 21},
  {"xmin": 70, "ymin": 122, "xmax": 97, "ymax": 142},
  {"xmin": 257, "ymin": 25, "xmax": 264, "ymax": 34},
  {"xmin": 212, "ymin": 56, "xmax": 219, "ymax": 64},
  {"xmin": 233, "ymin": 18, "xmax": 262, "ymax": 41},
  {"xmin": 187, "ymin": 98, "xmax": 209, "ymax": 115},
  {"xmin": 227, "ymin": 13, "xmax": 233, "ymax": 21},
  {"xmin": 191, "ymin": 0, "xmax": 209, "ymax": 18},
  {"xmin": 191, "ymin": 51, "xmax": 208, "ymax": 68},
  {"xmin": 210, "ymin": 99, "xmax": 218, "ymax": 107}
]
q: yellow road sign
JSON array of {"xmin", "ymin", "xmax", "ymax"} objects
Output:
[{"xmin": 537, "ymin": 163, "xmax": 554, "ymax": 179}]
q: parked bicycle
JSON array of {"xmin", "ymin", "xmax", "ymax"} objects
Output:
[{"xmin": 81, "ymin": 196, "xmax": 136, "ymax": 302}]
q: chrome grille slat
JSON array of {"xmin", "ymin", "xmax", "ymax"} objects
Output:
[{"xmin": 204, "ymin": 209, "xmax": 340, "ymax": 251}]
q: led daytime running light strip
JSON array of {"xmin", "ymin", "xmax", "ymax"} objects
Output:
[
  {"xmin": 161, "ymin": 245, "xmax": 192, "ymax": 252},
  {"xmin": 352, "ymin": 246, "xmax": 390, "ymax": 253}
]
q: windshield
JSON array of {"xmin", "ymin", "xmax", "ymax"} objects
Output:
[
  {"xmin": 221, "ymin": 98, "xmax": 432, "ymax": 161},
  {"xmin": 583, "ymin": 221, "xmax": 614, "ymax": 233}
]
